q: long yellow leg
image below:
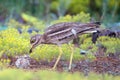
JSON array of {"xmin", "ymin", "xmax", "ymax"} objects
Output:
[
  {"xmin": 68, "ymin": 45, "xmax": 74, "ymax": 70},
  {"xmin": 52, "ymin": 46, "xmax": 63, "ymax": 70}
]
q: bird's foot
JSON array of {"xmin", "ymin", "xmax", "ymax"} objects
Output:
[
  {"xmin": 51, "ymin": 65, "xmax": 57, "ymax": 70},
  {"xmin": 49, "ymin": 67, "xmax": 56, "ymax": 71}
]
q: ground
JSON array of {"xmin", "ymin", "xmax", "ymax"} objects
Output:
[{"xmin": 7, "ymin": 52, "xmax": 120, "ymax": 76}]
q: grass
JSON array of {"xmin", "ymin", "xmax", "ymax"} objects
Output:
[{"xmin": 0, "ymin": 69, "xmax": 119, "ymax": 80}]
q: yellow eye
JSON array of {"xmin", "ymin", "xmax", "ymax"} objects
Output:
[{"xmin": 30, "ymin": 38, "xmax": 36, "ymax": 44}]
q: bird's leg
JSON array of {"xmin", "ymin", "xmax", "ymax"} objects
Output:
[
  {"xmin": 52, "ymin": 46, "xmax": 63, "ymax": 70},
  {"xmin": 68, "ymin": 44, "xmax": 74, "ymax": 70}
]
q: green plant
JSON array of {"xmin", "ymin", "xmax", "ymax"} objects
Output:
[
  {"xmin": 50, "ymin": 0, "xmax": 72, "ymax": 16},
  {"xmin": 68, "ymin": 0, "xmax": 89, "ymax": 14},
  {"xmin": 79, "ymin": 34, "xmax": 98, "ymax": 59},
  {"xmin": 30, "ymin": 44, "xmax": 85, "ymax": 61},
  {"xmin": 51, "ymin": 12, "xmax": 90, "ymax": 24},
  {"xmin": 0, "ymin": 28, "xmax": 30, "ymax": 56},
  {"xmin": 7, "ymin": 13, "xmax": 46, "ymax": 32},
  {"xmin": 97, "ymin": 36, "xmax": 120, "ymax": 54},
  {"xmin": 21, "ymin": 13, "xmax": 46, "ymax": 32}
]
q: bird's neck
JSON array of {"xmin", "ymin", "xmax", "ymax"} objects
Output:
[{"xmin": 40, "ymin": 34, "xmax": 47, "ymax": 43}]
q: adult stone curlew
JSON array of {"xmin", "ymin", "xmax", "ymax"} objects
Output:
[{"xmin": 29, "ymin": 22, "xmax": 100, "ymax": 70}]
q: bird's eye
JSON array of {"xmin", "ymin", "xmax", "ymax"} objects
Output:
[{"xmin": 30, "ymin": 38, "xmax": 36, "ymax": 44}]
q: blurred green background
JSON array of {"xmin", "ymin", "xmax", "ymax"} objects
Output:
[{"xmin": 0, "ymin": 0, "xmax": 120, "ymax": 25}]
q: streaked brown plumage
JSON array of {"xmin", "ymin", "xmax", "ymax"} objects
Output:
[{"xmin": 30, "ymin": 22, "xmax": 100, "ymax": 70}]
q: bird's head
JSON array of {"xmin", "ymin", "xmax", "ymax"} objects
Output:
[{"xmin": 29, "ymin": 34, "xmax": 42, "ymax": 53}]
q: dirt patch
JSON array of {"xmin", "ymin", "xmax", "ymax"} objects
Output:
[{"xmin": 5, "ymin": 53, "xmax": 120, "ymax": 76}]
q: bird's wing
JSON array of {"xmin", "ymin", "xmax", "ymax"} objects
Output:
[
  {"xmin": 44, "ymin": 22, "xmax": 100, "ymax": 44},
  {"xmin": 44, "ymin": 22, "xmax": 80, "ymax": 34}
]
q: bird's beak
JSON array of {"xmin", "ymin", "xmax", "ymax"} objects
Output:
[
  {"xmin": 29, "ymin": 48, "xmax": 33, "ymax": 53},
  {"xmin": 29, "ymin": 45, "xmax": 34, "ymax": 53}
]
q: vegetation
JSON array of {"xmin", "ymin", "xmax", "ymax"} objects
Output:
[
  {"xmin": 0, "ymin": 0, "xmax": 120, "ymax": 24},
  {"xmin": 0, "ymin": 28, "xmax": 30, "ymax": 56},
  {"xmin": 0, "ymin": 69, "xmax": 120, "ymax": 80},
  {"xmin": 0, "ymin": 12, "xmax": 119, "ymax": 62},
  {"xmin": 0, "ymin": 12, "xmax": 119, "ymax": 61},
  {"xmin": 0, "ymin": 0, "xmax": 120, "ymax": 80},
  {"xmin": 97, "ymin": 36, "xmax": 120, "ymax": 54}
]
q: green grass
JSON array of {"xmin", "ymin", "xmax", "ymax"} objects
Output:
[{"xmin": 0, "ymin": 69, "xmax": 119, "ymax": 80}]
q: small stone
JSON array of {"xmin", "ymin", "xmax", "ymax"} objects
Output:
[
  {"xmin": 15, "ymin": 55, "xmax": 30, "ymax": 69},
  {"xmin": 80, "ymin": 50, "xmax": 87, "ymax": 55}
]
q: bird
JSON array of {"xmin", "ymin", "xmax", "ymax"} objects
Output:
[{"xmin": 29, "ymin": 22, "xmax": 100, "ymax": 70}]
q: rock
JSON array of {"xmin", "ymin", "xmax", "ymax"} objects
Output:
[
  {"xmin": 15, "ymin": 55, "xmax": 30, "ymax": 69},
  {"xmin": 80, "ymin": 50, "xmax": 87, "ymax": 55}
]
